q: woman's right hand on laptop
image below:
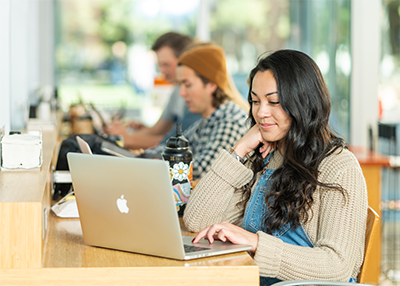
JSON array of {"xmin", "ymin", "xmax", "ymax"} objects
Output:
[{"xmin": 192, "ymin": 221, "xmax": 258, "ymax": 253}]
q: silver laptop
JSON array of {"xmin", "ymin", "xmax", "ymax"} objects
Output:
[{"xmin": 67, "ymin": 153, "xmax": 252, "ymax": 260}]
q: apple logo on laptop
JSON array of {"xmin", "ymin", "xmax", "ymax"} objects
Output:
[{"xmin": 116, "ymin": 195, "xmax": 129, "ymax": 213}]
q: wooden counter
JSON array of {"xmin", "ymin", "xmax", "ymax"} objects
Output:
[
  {"xmin": 0, "ymin": 128, "xmax": 259, "ymax": 285},
  {"xmin": 0, "ymin": 130, "xmax": 58, "ymax": 269}
]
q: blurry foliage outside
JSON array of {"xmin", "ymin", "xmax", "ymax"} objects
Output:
[
  {"xmin": 287, "ymin": 0, "xmax": 351, "ymax": 140},
  {"xmin": 55, "ymin": 0, "xmax": 351, "ymax": 139},
  {"xmin": 312, "ymin": 0, "xmax": 351, "ymax": 141},
  {"xmin": 209, "ymin": 0, "xmax": 351, "ymax": 140},
  {"xmin": 56, "ymin": 0, "xmax": 197, "ymax": 86},
  {"xmin": 210, "ymin": 0, "xmax": 290, "ymax": 74},
  {"xmin": 55, "ymin": 0, "xmax": 198, "ymax": 112},
  {"xmin": 209, "ymin": 0, "xmax": 290, "ymax": 97}
]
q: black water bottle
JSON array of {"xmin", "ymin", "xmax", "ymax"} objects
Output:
[{"xmin": 162, "ymin": 123, "xmax": 193, "ymax": 216}]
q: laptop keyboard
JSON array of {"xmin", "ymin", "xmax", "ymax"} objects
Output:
[{"xmin": 184, "ymin": 244, "xmax": 211, "ymax": 253}]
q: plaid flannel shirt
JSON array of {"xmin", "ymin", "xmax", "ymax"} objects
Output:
[{"xmin": 183, "ymin": 101, "xmax": 248, "ymax": 180}]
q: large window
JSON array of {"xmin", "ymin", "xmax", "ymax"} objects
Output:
[
  {"xmin": 209, "ymin": 0, "xmax": 290, "ymax": 97},
  {"xmin": 56, "ymin": 0, "xmax": 198, "ymax": 86},
  {"xmin": 288, "ymin": 0, "xmax": 351, "ymax": 140},
  {"xmin": 208, "ymin": 0, "xmax": 351, "ymax": 140},
  {"xmin": 55, "ymin": 0, "xmax": 351, "ymax": 138},
  {"xmin": 55, "ymin": 0, "xmax": 198, "ymax": 125}
]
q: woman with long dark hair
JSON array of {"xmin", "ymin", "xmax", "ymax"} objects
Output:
[{"xmin": 183, "ymin": 50, "xmax": 368, "ymax": 285}]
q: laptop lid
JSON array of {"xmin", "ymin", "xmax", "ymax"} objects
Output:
[
  {"xmin": 100, "ymin": 140, "xmax": 138, "ymax": 158},
  {"xmin": 77, "ymin": 135, "xmax": 138, "ymax": 158},
  {"xmin": 67, "ymin": 153, "xmax": 252, "ymax": 260},
  {"xmin": 76, "ymin": 136, "xmax": 93, "ymax": 155}
]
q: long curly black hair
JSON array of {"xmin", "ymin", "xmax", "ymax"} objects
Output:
[{"xmin": 241, "ymin": 50, "xmax": 347, "ymax": 234}]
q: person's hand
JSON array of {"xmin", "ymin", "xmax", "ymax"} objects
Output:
[
  {"xmin": 104, "ymin": 121, "xmax": 127, "ymax": 136},
  {"xmin": 233, "ymin": 125, "xmax": 276, "ymax": 159},
  {"xmin": 192, "ymin": 221, "xmax": 258, "ymax": 253},
  {"xmin": 129, "ymin": 121, "xmax": 147, "ymax": 130}
]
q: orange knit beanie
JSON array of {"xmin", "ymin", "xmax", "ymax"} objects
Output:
[{"xmin": 178, "ymin": 45, "xmax": 228, "ymax": 94}]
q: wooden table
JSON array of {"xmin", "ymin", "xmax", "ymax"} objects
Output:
[
  {"xmin": 0, "ymin": 128, "xmax": 259, "ymax": 286},
  {"xmin": 1, "ymin": 214, "xmax": 258, "ymax": 285}
]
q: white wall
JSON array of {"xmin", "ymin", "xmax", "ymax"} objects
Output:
[
  {"xmin": 351, "ymin": 0, "xmax": 381, "ymax": 150},
  {"xmin": 28, "ymin": 0, "xmax": 41, "ymax": 106},
  {"xmin": 38, "ymin": 0, "xmax": 55, "ymax": 88},
  {"xmin": 0, "ymin": 0, "xmax": 11, "ymax": 135},
  {"xmin": 10, "ymin": 0, "xmax": 29, "ymax": 131},
  {"xmin": 0, "ymin": 0, "xmax": 54, "ymax": 134}
]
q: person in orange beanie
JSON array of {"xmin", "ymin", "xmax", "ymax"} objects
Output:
[{"xmin": 174, "ymin": 44, "xmax": 249, "ymax": 179}]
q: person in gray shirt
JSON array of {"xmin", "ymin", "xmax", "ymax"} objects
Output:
[{"xmin": 105, "ymin": 32, "xmax": 201, "ymax": 149}]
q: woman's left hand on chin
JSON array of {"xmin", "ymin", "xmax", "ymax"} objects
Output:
[{"xmin": 192, "ymin": 221, "xmax": 258, "ymax": 253}]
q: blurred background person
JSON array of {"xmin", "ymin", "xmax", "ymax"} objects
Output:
[{"xmin": 105, "ymin": 32, "xmax": 201, "ymax": 149}]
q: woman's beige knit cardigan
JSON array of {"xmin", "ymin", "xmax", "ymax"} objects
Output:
[{"xmin": 184, "ymin": 148, "xmax": 368, "ymax": 281}]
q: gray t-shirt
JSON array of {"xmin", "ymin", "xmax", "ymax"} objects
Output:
[{"xmin": 160, "ymin": 85, "xmax": 186, "ymax": 123}]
